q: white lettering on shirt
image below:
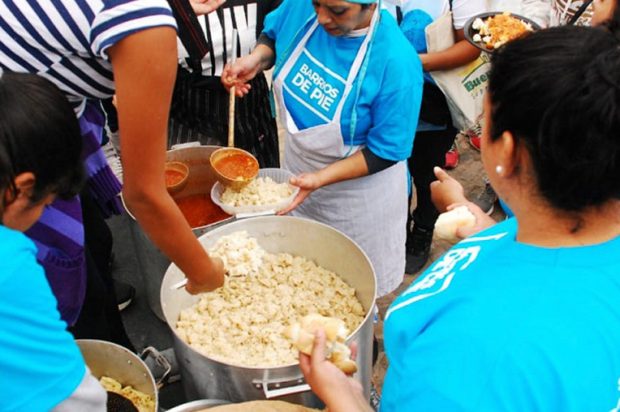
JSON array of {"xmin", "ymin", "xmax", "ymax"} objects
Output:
[
  {"xmin": 385, "ymin": 246, "xmax": 481, "ymax": 320},
  {"xmin": 289, "ymin": 61, "xmax": 341, "ymax": 113},
  {"xmin": 610, "ymin": 377, "xmax": 620, "ymax": 412}
]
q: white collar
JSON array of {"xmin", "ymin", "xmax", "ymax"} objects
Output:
[{"xmin": 345, "ymin": 27, "xmax": 370, "ymax": 38}]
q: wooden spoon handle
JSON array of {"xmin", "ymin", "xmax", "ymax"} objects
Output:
[
  {"xmin": 227, "ymin": 28, "xmax": 238, "ymax": 148},
  {"xmin": 228, "ymin": 85, "xmax": 235, "ymax": 147}
]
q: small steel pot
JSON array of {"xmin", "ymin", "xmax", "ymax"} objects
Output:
[{"xmin": 77, "ymin": 339, "xmax": 158, "ymax": 410}]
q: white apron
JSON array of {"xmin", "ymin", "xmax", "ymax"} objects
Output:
[{"xmin": 273, "ymin": 13, "xmax": 408, "ymax": 297}]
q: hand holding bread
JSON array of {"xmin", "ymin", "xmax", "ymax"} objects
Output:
[
  {"xmin": 285, "ymin": 314, "xmax": 357, "ymax": 374},
  {"xmin": 434, "ymin": 205, "xmax": 477, "ymax": 242}
]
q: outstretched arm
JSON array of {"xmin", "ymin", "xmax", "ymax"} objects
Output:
[
  {"xmin": 109, "ymin": 26, "xmax": 225, "ymax": 294},
  {"xmin": 419, "ymin": 29, "xmax": 480, "ymax": 71}
]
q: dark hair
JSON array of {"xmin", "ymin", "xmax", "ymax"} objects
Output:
[
  {"xmin": 488, "ymin": 25, "xmax": 620, "ymax": 211},
  {"xmin": 0, "ymin": 72, "xmax": 84, "ymax": 205}
]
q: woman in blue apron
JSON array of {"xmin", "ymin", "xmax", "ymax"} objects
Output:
[{"xmin": 223, "ymin": 0, "xmax": 423, "ymax": 297}]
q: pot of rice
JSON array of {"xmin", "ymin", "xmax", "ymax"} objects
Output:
[{"xmin": 160, "ymin": 216, "xmax": 376, "ymax": 407}]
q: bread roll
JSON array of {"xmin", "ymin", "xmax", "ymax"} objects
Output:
[
  {"xmin": 285, "ymin": 314, "xmax": 357, "ymax": 374},
  {"xmin": 434, "ymin": 205, "xmax": 476, "ymax": 242}
]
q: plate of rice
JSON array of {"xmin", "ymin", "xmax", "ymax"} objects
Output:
[
  {"xmin": 211, "ymin": 168, "xmax": 299, "ymax": 216},
  {"xmin": 465, "ymin": 12, "xmax": 540, "ymax": 52}
]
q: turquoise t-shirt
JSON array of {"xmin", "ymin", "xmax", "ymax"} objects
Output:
[
  {"xmin": 382, "ymin": 218, "xmax": 620, "ymax": 411},
  {"xmin": 263, "ymin": 0, "xmax": 422, "ymax": 161},
  {"xmin": 0, "ymin": 225, "xmax": 86, "ymax": 411}
]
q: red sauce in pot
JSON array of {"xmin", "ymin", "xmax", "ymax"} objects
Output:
[
  {"xmin": 214, "ymin": 153, "xmax": 258, "ymax": 180},
  {"xmin": 165, "ymin": 169, "xmax": 186, "ymax": 187},
  {"xmin": 175, "ymin": 194, "xmax": 230, "ymax": 228}
]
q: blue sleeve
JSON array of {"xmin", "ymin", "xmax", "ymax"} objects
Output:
[
  {"xmin": 365, "ymin": 37, "xmax": 422, "ymax": 161},
  {"xmin": 0, "ymin": 230, "xmax": 87, "ymax": 411},
  {"xmin": 263, "ymin": 0, "xmax": 315, "ymax": 70},
  {"xmin": 262, "ymin": 0, "xmax": 287, "ymax": 41}
]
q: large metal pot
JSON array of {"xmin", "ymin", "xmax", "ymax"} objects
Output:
[
  {"xmin": 160, "ymin": 216, "xmax": 376, "ymax": 406},
  {"xmin": 77, "ymin": 339, "xmax": 158, "ymax": 410},
  {"xmin": 127, "ymin": 143, "xmax": 234, "ymax": 321}
]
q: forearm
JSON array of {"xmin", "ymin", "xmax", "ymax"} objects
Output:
[
  {"xmin": 123, "ymin": 185, "xmax": 221, "ymax": 288},
  {"xmin": 315, "ymin": 150, "xmax": 369, "ymax": 188},
  {"xmin": 252, "ymin": 42, "xmax": 276, "ymax": 72},
  {"xmin": 420, "ymin": 36, "xmax": 480, "ymax": 72}
]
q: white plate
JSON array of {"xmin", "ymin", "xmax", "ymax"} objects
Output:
[{"xmin": 211, "ymin": 168, "xmax": 299, "ymax": 216}]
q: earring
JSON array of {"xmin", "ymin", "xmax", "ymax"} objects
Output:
[{"xmin": 495, "ymin": 165, "xmax": 504, "ymax": 175}]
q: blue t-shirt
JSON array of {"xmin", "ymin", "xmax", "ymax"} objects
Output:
[
  {"xmin": 382, "ymin": 218, "xmax": 620, "ymax": 411},
  {"xmin": 263, "ymin": 0, "xmax": 422, "ymax": 161},
  {"xmin": 0, "ymin": 226, "xmax": 86, "ymax": 412}
]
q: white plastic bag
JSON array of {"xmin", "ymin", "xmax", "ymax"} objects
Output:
[{"xmin": 425, "ymin": 12, "xmax": 491, "ymax": 131}]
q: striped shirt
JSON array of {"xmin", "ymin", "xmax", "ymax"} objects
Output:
[
  {"xmin": 177, "ymin": 0, "xmax": 281, "ymax": 77},
  {"xmin": 0, "ymin": 0, "xmax": 177, "ymax": 114}
]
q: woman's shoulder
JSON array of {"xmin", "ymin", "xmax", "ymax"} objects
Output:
[
  {"xmin": 0, "ymin": 226, "xmax": 39, "ymax": 285},
  {"xmin": 274, "ymin": 0, "xmax": 314, "ymax": 21},
  {"xmin": 264, "ymin": 0, "xmax": 314, "ymax": 40},
  {"xmin": 0, "ymin": 226, "xmax": 35, "ymax": 254},
  {"xmin": 376, "ymin": 12, "xmax": 418, "ymax": 60},
  {"xmin": 372, "ymin": 14, "xmax": 421, "ymax": 84}
]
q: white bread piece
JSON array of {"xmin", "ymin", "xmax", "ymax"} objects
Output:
[
  {"xmin": 284, "ymin": 323, "xmax": 315, "ymax": 355},
  {"xmin": 300, "ymin": 314, "xmax": 348, "ymax": 343},
  {"xmin": 285, "ymin": 314, "xmax": 357, "ymax": 374},
  {"xmin": 330, "ymin": 342, "xmax": 358, "ymax": 374},
  {"xmin": 434, "ymin": 205, "xmax": 476, "ymax": 242}
]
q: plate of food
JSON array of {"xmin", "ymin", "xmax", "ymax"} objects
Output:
[
  {"xmin": 211, "ymin": 168, "xmax": 300, "ymax": 216},
  {"xmin": 464, "ymin": 12, "xmax": 541, "ymax": 53}
]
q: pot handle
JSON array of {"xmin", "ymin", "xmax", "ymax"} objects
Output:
[
  {"xmin": 141, "ymin": 346, "xmax": 174, "ymax": 389},
  {"xmin": 252, "ymin": 376, "xmax": 311, "ymax": 399}
]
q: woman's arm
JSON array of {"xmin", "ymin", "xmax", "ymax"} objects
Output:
[
  {"xmin": 419, "ymin": 29, "xmax": 480, "ymax": 71},
  {"xmin": 109, "ymin": 27, "xmax": 224, "ymax": 294}
]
